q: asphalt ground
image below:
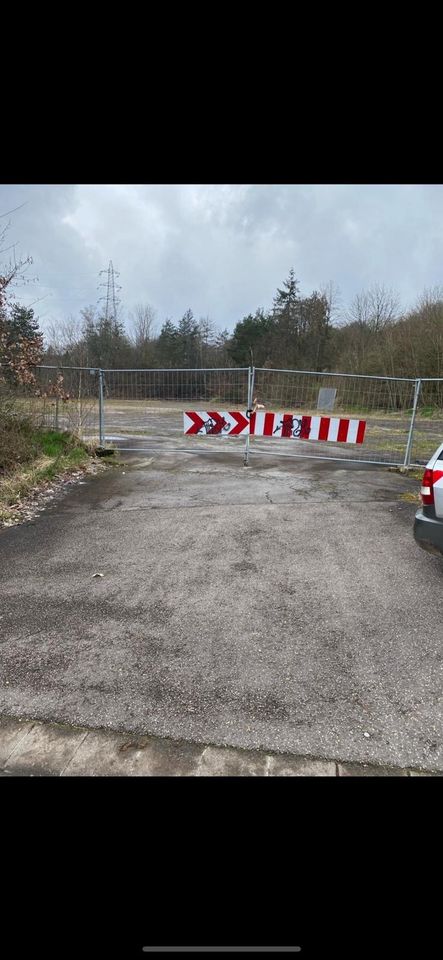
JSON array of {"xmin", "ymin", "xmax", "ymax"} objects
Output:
[
  {"xmin": 52, "ymin": 397, "xmax": 443, "ymax": 466},
  {"xmin": 1, "ymin": 440, "xmax": 442, "ymax": 771}
]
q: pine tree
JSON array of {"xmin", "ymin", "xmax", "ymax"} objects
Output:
[
  {"xmin": 157, "ymin": 319, "xmax": 179, "ymax": 366},
  {"xmin": 272, "ymin": 269, "xmax": 302, "ymax": 366},
  {"xmin": 228, "ymin": 309, "xmax": 274, "ymax": 366},
  {"xmin": 79, "ymin": 306, "xmax": 131, "ymax": 368},
  {"xmin": 177, "ymin": 309, "xmax": 200, "ymax": 367},
  {"xmin": 7, "ymin": 304, "xmax": 40, "ymax": 341},
  {"xmin": 299, "ymin": 292, "xmax": 331, "ymax": 370},
  {"xmin": 273, "ymin": 268, "xmax": 300, "ymax": 312}
]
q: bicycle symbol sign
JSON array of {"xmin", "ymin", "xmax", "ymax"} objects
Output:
[{"xmin": 199, "ymin": 417, "xmax": 231, "ymax": 435}]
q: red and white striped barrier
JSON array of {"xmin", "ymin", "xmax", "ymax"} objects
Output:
[
  {"xmin": 249, "ymin": 412, "xmax": 366, "ymax": 443},
  {"xmin": 184, "ymin": 411, "xmax": 366, "ymax": 444}
]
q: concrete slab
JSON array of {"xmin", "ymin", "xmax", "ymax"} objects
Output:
[
  {"xmin": 408, "ymin": 770, "xmax": 443, "ymax": 777},
  {"xmin": 267, "ymin": 756, "xmax": 336, "ymax": 776},
  {"xmin": 62, "ymin": 729, "xmax": 204, "ymax": 776},
  {"xmin": 196, "ymin": 745, "xmax": 268, "ymax": 776},
  {"xmin": 0, "ymin": 716, "xmax": 35, "ymax": 765},
  {"xmin": 3, "ymin": 721, "xmax": 87, "ymax": 776},
  {"xmin": 337, "ymin": 762, "xmax": 407, "ymax": 777}
]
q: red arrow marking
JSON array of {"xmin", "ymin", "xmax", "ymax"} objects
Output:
[
  {"xmin": 229, "ymin": 411, "xmax": 250, "ymax": 434},
  {"xmin": 185, "ymin": 411, "xmax": 205, "ymax": 434},
  {"xmin": 206, "ymin": 411, "xmax": 227, "ymax": 434}
]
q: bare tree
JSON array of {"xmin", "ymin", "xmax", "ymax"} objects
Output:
[
  {"xmin": 414, "ymin": 285, "xmax": 443, "ymax": 317},
  {"xmin": 1, "ymin": 212, "xmax": 44, "ymax": 389},
  {"xmin": 320, "ymin": 281, "xmax": 342, "ymax": 326},
  {"xmin": 44, "ymin": 315, "xmax": 84, "ymax": 355},
  {"xmin": 410, "ymin": 287, "xmax": 443, "ymax": 378},
  {"xmin": 0, "ymin": 214, "xmax": 37, "ymax": 315},
  {"xmin": 128, "ymin": 303, "xmax": 157, "ymax": 348},
  {"xmin": 346, "ymin": 284, "xmax": 400, "ymax": 332}
]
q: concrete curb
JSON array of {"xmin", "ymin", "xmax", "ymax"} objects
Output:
[{"xmin": 1, "ymin": 715, "xmax": 441, "ymax": 777}]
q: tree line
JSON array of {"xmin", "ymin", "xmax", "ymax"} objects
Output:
[
  {"xmin": 41, "ymin": 268, "xmax": 443, "ymax": 382},
  {"xmin": 3, "ymin": 257, "xmax": 443, "ymax": 391}
]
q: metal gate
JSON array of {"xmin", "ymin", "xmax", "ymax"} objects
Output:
[
  {"xmin": 250, "ymin": 368, "xmax": 426, "ymax": 467},
  {"xmin": 25, "ymin": 365, "xmax": 443, "ymax": 468},
  {"xmin": 100, "ymin": 366, "xmax": 251, "ymax": 456}
]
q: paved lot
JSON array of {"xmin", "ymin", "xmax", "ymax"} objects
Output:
[{"xmin": 1, "ymin": 441, "xmax": 442, "ymax": 771}]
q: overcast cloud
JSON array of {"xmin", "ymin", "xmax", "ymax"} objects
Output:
[{"xmin": 1, "ymin": 183, "xmax": 443, "ymax": 336}]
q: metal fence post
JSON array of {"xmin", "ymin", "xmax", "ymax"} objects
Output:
[
  {"xmin": 244, "ymin": 366, "xmax": 255, "ymax": 465},
  {"xmin": 54, "ymin": 367, "xmax": 61, "ymax": 431},
  {"xmin": 98, "ymin": 368, "xmax": 105, "ymax": 446},
  {"xmin": 403, "ymin": 378, "xmax": 422, "ymax": 468}
]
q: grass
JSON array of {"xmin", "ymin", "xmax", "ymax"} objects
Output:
[
  {"xmin": 416, "ymin": 406, "xmax": 443, "ymax": 419},
  {"xmin": 0, "ymin": 420, "xmax": 96, "ymax": 523},
  {"xmin": 403, "ymin": 468, "xmax": 424, "ymax": 481},
  {"xmin": 399, "ymin": 491, "xmax": 421, "ymax": 502}
]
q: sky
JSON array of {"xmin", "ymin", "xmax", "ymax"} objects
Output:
[{"xmin": 1, "ymin": 183, "xmax": 443, "ymax": 337}]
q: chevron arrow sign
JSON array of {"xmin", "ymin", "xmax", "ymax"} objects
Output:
[{"xmin": 184, "ymin": 411, "xmax": 250, "ymax": 436}]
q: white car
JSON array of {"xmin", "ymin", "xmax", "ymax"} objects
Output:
[{"xmin": 414, "ymin": 441, "xmax": 443, "ymax": 556}]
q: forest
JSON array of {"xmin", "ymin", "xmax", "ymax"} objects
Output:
[
  {"xmin": 38, "ymin": 269, "xmax": 443, "ymax": 382},
  {"xmin": 3, "ymin": 266, "xmax": 443, "ymax": 388}
]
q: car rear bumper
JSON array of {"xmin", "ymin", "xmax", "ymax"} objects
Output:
[{"xmin": 414, "ymin": 508, "xmax": 443, "ymax": 556}]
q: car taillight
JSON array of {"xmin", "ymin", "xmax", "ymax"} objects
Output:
[{"xmin": 421, "ymin": 468, "xmax": 435, "ymax": 505}]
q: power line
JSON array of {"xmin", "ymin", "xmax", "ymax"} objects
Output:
[
  {"xmin": 97, "ymin": 260, "xmax": 122, "ymax": 323},
  {"xmin": 0, "ymin": 202, "xmax": 29, "ymax": 219}
]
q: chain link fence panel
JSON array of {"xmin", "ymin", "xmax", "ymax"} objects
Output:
[
  {"xmin": 101, "ymin": 367, "xmax": 250, "ymax": 448},
  {"xmin": 2, "ymin": 366, "xmax": 100, "ymax": 438},
  {"xmin": 6, "ymin": 365, "xmax": 443, "ymax": 468},
  {"xmin": 251, "ymin": 368, "xmax": 423, "ymax": 466},
  {"xmin": 410, "ymin": 378, "xmax": 443, "ymax": 467}
]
